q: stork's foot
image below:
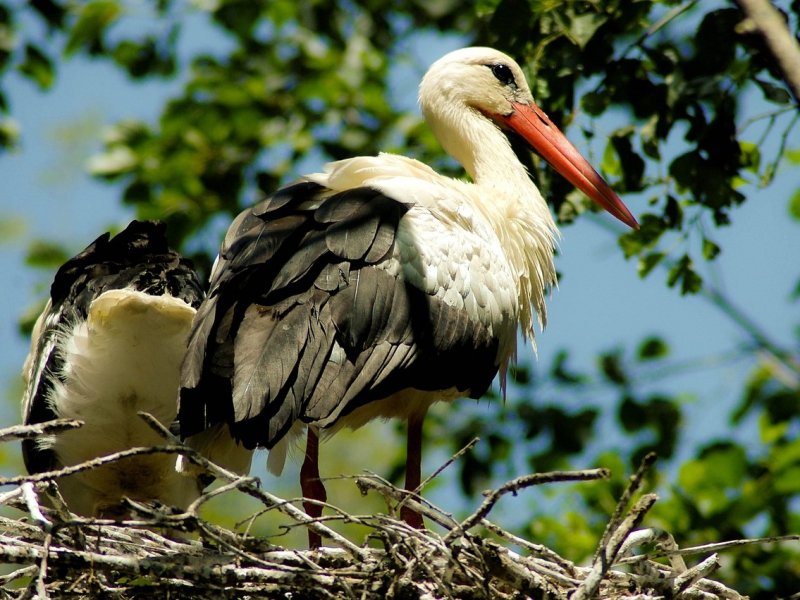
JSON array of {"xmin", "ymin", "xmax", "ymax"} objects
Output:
[{"xmin": 300, "ymin": 429, "xmax": 326, "ymax": 549}]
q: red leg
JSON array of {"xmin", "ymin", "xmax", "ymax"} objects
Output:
[
  {"xmin": 400, "ymin": 412, "xmax": 425, "ymax": 529},
  {"xmin": 300, "ymin": 427, "xmax": 326, "ymax": 549}
]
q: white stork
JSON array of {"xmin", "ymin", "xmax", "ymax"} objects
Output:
[
  {"xmin": 178, "ymin": 47, "xmax": 637, "ymax": 545},
  {"xmin": 22, "ymin": 220, "xmax": 206, "ymax": 517}
]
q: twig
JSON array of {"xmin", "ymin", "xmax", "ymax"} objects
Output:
[
  {"xmin": 572, "ymin": 493, "xmax": 659, "ymax": 600},
  {"xmin": 0, "ymin": 487, "xmax": 24, "ymax": 508},
  {"xmin": 21, "ymin": 483, "xmax": 51, "ymax": 532},
  {"xmin": 195, "ymin": 520, "xmax": 286, "ymax": 572},
  {"xmin": 594, "ymin": 452, "xmax": 657, "ymax": 562},
  {"xmin": 444, "ymin": 468, "xmax": 610, "ymax": 543},
  {"xmin": 0, "ymin": 565, "xmax": 37, "ymax": 585},
  {"xmin": 617, "ymin": 527, "xmax": 687, "ymax": 572},
  {"xmin": 415, "ymin": 436, "xmax": 479, "ymax": 495},
  {"xmin": 617, "ymin": 532, "xmax": 800, "ymax": 562},
  {"xmin": 169, "ymin": 441, "xmax": 369, "ymax": 559},
  {"xmin": 396, "ymin": 437, "xmax": 480, "ymax": 528},
  {"xmin": 145, "ymin": 413, "xmax": 369, "ymax": 558},
  {"xmin": 673, "ymin": 554, "xmax": 720, "ymax": 595},
  {"xmin": 355, "ymin": 474, "xmax": 459, "ymax": 530},
  {"xmin": 395, "ymin": 436, "xmax": 479, "ymax": 517},
  {"xmin": 0, "ymin": 445, "xmax": 189, "ymax": 487},
  {"xmin": 479, "ymin": 518, "xmax": 576, "ymax": 573},
  {"xmin": 0, "ymin": 479, "xmax": 750, "ymax": 599},
  {"xmin": 35, "ymin": 533, "xmax": 52, "ymax": 599},
  {"xmin": 678, "ymin": 533, "xmax": 800, "ymax": 555},
  {"xmin": 0, "ymin": 419, "xmax": 84, "ymax": 443}
]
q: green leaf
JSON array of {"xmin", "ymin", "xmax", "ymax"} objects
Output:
[
  {"xmin": 785, "ymin": 148, "xmax": 800, "ymax": 164},
  {"xmin": 702, "ymin": 238, "xmax": 721, "ymax": 260},
  {"xmin": 550, "ymin": 350, "xmax": 588, "ymax": 385},
  {"xmin": 759, "ymin": 411, "xmax": 789, "ymax": 444},
  {"xmin": 637, "ymin": 251, "xmax": 664, "ymax": 278},
  {"xmin": 640, "ymin": 115, "xmax": 660, "ymax": 160},
  {"xmin": 667, "ymin": 254, "xmax": 703, "ymax": 295},
  {"xmin": 619, "ymin": 395, "xmax": 646, "ymax": 432},
  {"xmin": 568, "ymin": 13, "xmax": 607, "ymax": 49},
  {"xmin": 0, "ymin": 117, "xmax": 19, "ymax": 149},
  {"xmin": 663, "ymin": 195, "xmax": 683, "ymax": 228},
  {"xmin": 509, "ymin": 364, "xmax": 530, "ymax": 385},
  {"xmin": 26, "ymin": 240, "xmax": 70, "ymax": 269},
  {"xmin": 619, "ymin": 214, "xmax": 665, "ymax": 259},
  {"xmin": 669, "ymin": 151, "xmax": 700, "ymax": 190},
  {"xmin": 599, "ymin": 351, "xmax": 627, "ymax": 386},
  {"xmin": 601, "ymin": 138, "xmax": 620, "ymax": 177},
  {"xmin": 760, "ymin": 161, "xmax": 777, "ymax": 187},
  {"xmin": 789, "ymin": 188, "xmax": 800, "ymax": 222},
  {"xmin": 0, "ymin": 216, "xmax": 25, "ymax": 244},
  {"xmin": 30, "ymin": 0, "xmax": 67, "ymax": 30},
  {"xmin": 738, "ymin": 140, "xmax": 760, "ymax": 174},
  {"xmin": 18, "ymin": 44, "xmax": 54, "ymax": 90},
  {"xmin": 65, "ymin": 0, "xmax": 122, "ymax": 56},
  {"xmin": 774, "ymin": 465, "xmax": 800, "ymax": 494},
  {"xmin": 475, "ymin": 0, "xmax": 501, "ymax": 17},
  {"xmin": 611, "ymin": 129, "xmax": 645, "ymax": 192},
  {"xmin": 637, "ymin": 336, "xmax": 669, "ymax": 361},
  {"xmin": 581, "ymin": 90, "xmax": 608, "ymax": 116},
  {"xmin": 679, "ymin": 444, "xmax": 748, "ymax": 495},
  {"xmin": 754, "ymin": 78, "xmax": 792, "ymax": 105},
  {"xmin": 112, "ymin": 38, "xmax": 175, "ymax": 78},
  {"xmin": 770, "ymin": 436, "xmax": 800, "ymax": 472}
]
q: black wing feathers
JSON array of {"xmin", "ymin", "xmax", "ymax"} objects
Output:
[
  {"xmin": 49, "ymin": 220, "xmax": 203, "ymax": 313},
  {"xmin": 179, "ymin": 182, "xmax": 500, "ymax": 449}
]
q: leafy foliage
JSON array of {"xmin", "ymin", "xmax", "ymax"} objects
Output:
[{"xmin": 3, "ymin": 0, "xmax": 800, "ymax": 597}]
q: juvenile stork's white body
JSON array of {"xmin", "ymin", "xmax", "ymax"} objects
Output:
[
  {"xmin": 178, "ymin": 47, "xmax": 637, "ymax": 542},
  {"xmin": 22, "ymin": 220, "xmax": 206, "ymax": 517}
]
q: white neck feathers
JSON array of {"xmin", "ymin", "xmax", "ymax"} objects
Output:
[{"xmin": 423, "ymin": 96, "xmax": 559, "ymax": 339}]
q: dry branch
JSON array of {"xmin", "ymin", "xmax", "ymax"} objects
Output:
[
  {"xmin": 0, "ymin": 419, "xmax": 83, "ymax": 443},
  {"xmin": 0, "ymin": 419, "xmax": 754, "ymax": 599}
]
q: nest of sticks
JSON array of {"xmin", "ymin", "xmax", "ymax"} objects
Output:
[{"xmin": 0, "ymin": 415, "xmax": 782, "ymax": 599}]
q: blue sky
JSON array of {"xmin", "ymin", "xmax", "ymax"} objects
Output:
[{"xmin": 1, "ymin": 7, "xmax": 798, "ymax": 506}]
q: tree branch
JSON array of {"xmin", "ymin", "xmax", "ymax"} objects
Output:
[
  {"xmin": 735, "ymin": 0, "xmax": 800, "ymax": 106},
  {"xmin": 444, "ymin": 468, "xmax": 610, "ymax": 543}
]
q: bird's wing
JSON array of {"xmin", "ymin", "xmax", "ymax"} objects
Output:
[
  {"xmin": 21, "ymin": 220, "xmax": 203, "ymax": 475},
  {"xmin": 180, "ymin": 180, "xmax": 517, "ymax": 452}
]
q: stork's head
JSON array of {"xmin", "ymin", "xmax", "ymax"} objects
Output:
[
  {"xmin": 420, "ymin": 47, "xmax": 534, "ymax": 117},
  {"xmin": 419, "ymin": 47, "xmax": 638, "ymax": 229}
]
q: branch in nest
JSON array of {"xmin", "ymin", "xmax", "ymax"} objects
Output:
[
  {"xmin": 0, "ymin": 418, "xmax": 755, "ymax": 599},
  {"xmin": 445, "ymin": 467, "xmax": 610, "ymax": 543},
  {"xmin": 136, "ymin": 411, "xmax": 369, "ymax": 559},
  {"xmin": 0, "ymin": 419, "xmax": 83, "ymax": 443}
]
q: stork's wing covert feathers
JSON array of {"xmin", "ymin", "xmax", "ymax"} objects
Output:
[{"xmin": 179, "ymin": 182, "xmax": 503, "ymax": 450}]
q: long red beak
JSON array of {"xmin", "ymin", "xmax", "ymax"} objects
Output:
[{"xmin": 498, "ymin": 101, "xmax": 638, "ymax": 229}]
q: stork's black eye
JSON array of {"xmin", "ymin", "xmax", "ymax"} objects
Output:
[{"xmin": 490, "ymin": 63, "xmax": 516, "ymax": 87}]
